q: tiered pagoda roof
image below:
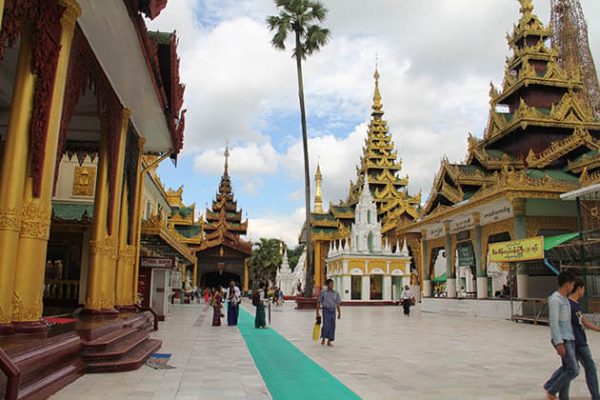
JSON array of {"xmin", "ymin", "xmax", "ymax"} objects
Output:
[
  {"xmin": 420, "ymin": 0, "xmax": 600, "ymax": 221},
  {"xmin": 306, "ymin": 70, "xmax": 421, "ymax": 241},
  {"xmin": 165, "ymin": 186, "xmax": 203, "ymax": 246},
  {"xmin": 200, "ymin": 147, "xmax": 251, "ymax": 255},
  {"xmin": 344, "ymin": 69, "xmax": 421, "ymax": 233}
]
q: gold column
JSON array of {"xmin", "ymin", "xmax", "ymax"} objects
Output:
[
  {"xmin": 243, "ymin": 259, "xmax": 248, "ymax": 291},
  {"xmin": 11, "ymin": 1, "xmax": 81, "ymax": 328},
  {"xmin": 115, "ymin": 185, "xmax": 135, "ymax": 309},
  {"xmin": 314, "ymin": 241, "xmax": 322, "ymax": 290},
  {"xmin": 131, "ymin": 138, "xmax": 146, "ymax": 305},
  {"xmin": 193, "ymin": 258, "xmax": 198, "ymax": 288},
  {"xmin": 86, "ymin": 109, "xmax": 130, "ymax": 313},
  {"xmin": 0, "ymin": 28, "xmax": 36, "ymax": 330},
  {"xmin": 0, "ymin": 0, "xmax": 5, "ymax": 32}
]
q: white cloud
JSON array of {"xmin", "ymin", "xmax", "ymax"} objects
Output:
[
  {"xmin": 247, "ymin": 207, "xmax": 306, "ymax": 246},
  {"xmin": 193, "ymin": 142, "xmax": 280, "ymax": 176}
]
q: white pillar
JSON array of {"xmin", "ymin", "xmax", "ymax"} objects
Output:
[
  {"xmin": 446, "ymin": 278, "xmax": 457, "ymax": 298},
  {"xmin": 383, "ymin": 275, "xmax": 392, "ymax": 300},
  {"xmin": 361, "ymin": 275, "xmax": 370, "ymax": 300},
  {"xmin": 517, "ymin": 274, "xmax": 529, "ymax": 299},
  {"xmin": 423, "ymin": 279, "xmax": 432, "ymax": 298},
  {"xmin": 477, "ymin": 277, "xmax": 488, "ymax": 299},
  {"xmin": 342, "ymin": 275, "xmax": 351, "ymax": 301}
]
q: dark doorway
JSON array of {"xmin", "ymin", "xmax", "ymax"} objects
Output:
[{"xmin": 201, "ymin": 271, "xmax": 241, "ymax": 290}]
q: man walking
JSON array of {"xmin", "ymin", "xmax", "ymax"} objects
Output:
[
  {"xmin": 563, "ymin": 278, "xmax": 600, "ymax": 400},
  {"xmin": 316, "ymin": 279, "xmax": 342, "ymax": 347},
  {"xmin": 225, "ymin": 280, "xmax": 241, "ymax": 326},
  {"xmin": 544, "ymin": 271, "xmax": 579, "ymax": 400}
]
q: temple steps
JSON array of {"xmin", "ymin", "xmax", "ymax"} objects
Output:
[
  {"xmin": 85, "ymin": 339, "xmax": 161, "ymax": 373},
  {"xmin": 82, "ymin": 311, "xmax": 160, "ymax": 373},
  {"xmin": 0, "ymin": 332, "xmax": 84, "ymax": 400}
]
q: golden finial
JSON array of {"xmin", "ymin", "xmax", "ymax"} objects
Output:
[
  {"xmin": 372, "ymin": 62, "xmax": 383, "ymax": 115},
  {"xmin": 518, "ymin": 0, "xmax": 533, "ymax": 16}
]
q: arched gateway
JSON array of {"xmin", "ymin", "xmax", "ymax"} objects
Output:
[{"xmin": 196, "ymin": 147, "xmax": 252, "ymax": 290}]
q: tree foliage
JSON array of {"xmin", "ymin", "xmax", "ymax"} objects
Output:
[
  {"xmin": 287, "ymin": 244, "xmax": 305, "ymax": 271},
  {"xmin": 248, "ymin": 238, "xmax": 282, "ymax": 288}
]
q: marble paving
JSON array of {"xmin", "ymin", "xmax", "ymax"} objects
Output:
[
  {"xmin": 51, "ymin": 304, "xmax": 270, "ymax": 400},
  {"xmin": 51, "ymin": 301, "xmax": 600, "ymax": 399},
  {"xmin": 264, "ymin": 301, "xmax": 600, "ymax": 400}
]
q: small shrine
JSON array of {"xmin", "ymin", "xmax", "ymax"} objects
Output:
[
  {"xmin": 276, "ymin": 249, "xmax": 296, "ymax": 296},
  {"xmin": 326, "ymin": 177, "xmax": 411, "ymax": 301}
]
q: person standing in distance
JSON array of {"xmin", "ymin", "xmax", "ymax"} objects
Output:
[{"xmin": 316, "ymin": 279, "xmax": 342, "ymax": 347}]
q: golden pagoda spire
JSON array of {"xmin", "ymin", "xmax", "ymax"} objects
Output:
[
  {"xmin": 314, "ymin": 162, "xmax": 325, "ymax": 214},
  {"xmin": 372, "ymin": 65, "xmax": 383, "ymax": 117}
]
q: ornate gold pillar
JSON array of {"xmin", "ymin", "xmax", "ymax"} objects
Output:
[
  {"xmin": 243, "ymin": 258, "xmax": 248, "ymax": 291},
  {"xmin": 11, "ymin": 1, "xmax": 81, "ymax": 329},
  {"xmin": 193, "ymin": 258, "xmax": 198, "ymax": 288},
  {"xmin": 131, "ymin": 138, "xmax": 146, "ymax": 305},
  {"xmin": 86, "ymin": 109, "xmax": 130, "ymax": 313},
  {"xmin": 314, "ymin": 241, "xmax": 322, "ymax": 290},
  {"xmin": 115, "ymin": 185, "xmax": 135, "ymax": 309},
  {"xmin": 0, "ymin": 28, "xmax": 35, "ymax": 332}
]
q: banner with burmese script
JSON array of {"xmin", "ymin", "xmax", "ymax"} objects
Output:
[{"xmin": 488, "ymin": 236, "xmax": 544, "ymax": 263}]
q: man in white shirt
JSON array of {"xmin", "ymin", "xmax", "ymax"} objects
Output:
[{"xmin": 225, "ymin": 280, "xmax": 241, "ymax": 326}]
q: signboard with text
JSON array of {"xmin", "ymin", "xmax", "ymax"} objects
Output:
[
  {"xmin": 488, "ymin": 236, "xmax": 544, "ymax": 263},
  {"xmin": 140, "ymin": 257, "xmax": 175, "ymax": 269}
]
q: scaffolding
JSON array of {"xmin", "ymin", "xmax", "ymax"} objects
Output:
[{"xmin": 551, "ymin": 0, "xmax": 600, "ymax": 117}]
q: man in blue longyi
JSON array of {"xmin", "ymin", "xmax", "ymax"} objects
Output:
[{"xmin": 316, "ymin": 278, "xmax": 342, "ymax": 347}]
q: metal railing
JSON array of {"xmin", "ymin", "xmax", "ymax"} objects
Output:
[
  {"xmin": 43, "ymin": 279, "xmax": 79, "ymax": 302},
  {"xmin": 135, "ymin": 305, "xmax": 159, "ymax": 331},
  {"xmin": 511, "ymin": 297, "xmax": 549, "ymax": 325},
  {"xmin": 0, "ymin": 347, "xmax": 20, "ymax": 400}
]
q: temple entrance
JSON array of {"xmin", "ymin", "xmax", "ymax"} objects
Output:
[
  {"xmin": 351, "ymin": 276, "xmax": 362, "ymax": 300},
  {"xmin": 456, "ymin": 241, "xmax": 476, "ymax": 297},
  {"xmin": 201, "ymin": 271, "xmax": 241, "ymax": 290},
  {"xmin": 370, "ymin": 275, "xmax": 383, "ymax": 300},
  {"xmin": 487, "ymin": 231, "xmax": 512, "ymax": 297},
  {"xmin": 43, "ymin": 231, "xmax": 85, "ymax": 315}
]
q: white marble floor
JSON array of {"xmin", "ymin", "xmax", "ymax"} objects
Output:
[
  {"xmin": 265, "ymin": 302, "xmax": 600, "ymax": 400},
  {"xmin": 51, "ymin": 301, "xmax": 600, "ymax": 400},
  {"xmin": 51, "ymin": 304, "xmax": 270, "ymax": 400}
]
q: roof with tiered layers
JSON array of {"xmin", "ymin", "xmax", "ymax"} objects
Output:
[{"xmin": 410, "ymin": 0, "xmax": 600, "ymax": 228}]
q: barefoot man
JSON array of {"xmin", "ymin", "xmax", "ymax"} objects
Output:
[
  {"xmin": 544, "ymin": 271, "xmax": 579, "ymax": 399},
  {"xmin": 316, "ymin": 279, "xmax": 342, "ymax": 347}
]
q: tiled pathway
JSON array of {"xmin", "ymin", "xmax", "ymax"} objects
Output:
[
  {"xmin": 51, "ymin": 304, "xmax": 270, "ymax": 400},
  {"xmin": 52, "ymin": 301, "xmax": 600, "ymax": 399}
]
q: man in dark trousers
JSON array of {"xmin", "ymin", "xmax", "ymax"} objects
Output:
[
  {"xmin": 544, "ymin": 271, "xmax": 579, "ymax": 400},
  {"xmin": 316, "ymin": 279, "xmax": 341, "ymax": 347}
]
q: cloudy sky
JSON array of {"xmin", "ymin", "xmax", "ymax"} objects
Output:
[{"xmin": 148, "ymin": 0, "xmax": 600, "ymax": 246}]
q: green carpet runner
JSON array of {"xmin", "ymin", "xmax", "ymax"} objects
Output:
[{"xmin": 237, "ymin": 307, "xmax": 361, "ymax": 400}]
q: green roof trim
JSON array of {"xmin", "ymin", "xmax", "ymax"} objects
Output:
[
  {"xmin": 52, "ymin": 203, "xmax": 94, "ymax": 222},
  {"xmin": 175, "ymin": 225, "xmax": 202, "ymax": 238},
  {"xmin": 148, "ymin": 30, "xmax": 173, "ymax": 45},
  {"xmin": 544, "ymin": 232, "xmax": 579, "ymax": 251},
  {"xmin": 526, "ymin": 169, "xmax": 579, "ymax": 182}
]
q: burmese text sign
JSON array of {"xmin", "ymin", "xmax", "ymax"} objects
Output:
[{"xmin": 488, "ymin": 236, "xmax": 544, "ymax": 263}]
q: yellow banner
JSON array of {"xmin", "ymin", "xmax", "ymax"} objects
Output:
[{"xmin": 488, "ymin": 236, "xmax": 544, "ymax": 263}]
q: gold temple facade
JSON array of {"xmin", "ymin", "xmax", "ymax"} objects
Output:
[
  {"xmin": 0, "ymin": 0, "xmax": 186, "ymax": 333},
  {"xmin": 396, "ymin": 0, "xmax": 600, "ymax": 300}
]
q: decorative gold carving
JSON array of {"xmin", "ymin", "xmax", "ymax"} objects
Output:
[
  {"xmin": 85, "ymin": 293, "xmax": 114, "ymax": 310},
  {"xmin": 526, "ymin": 216, "xmax": 578, "ymax": 238},
  {"xmin": 0, "ymin": 207, "xmax": 22, "ymax": 232},
  {"xmin": 550, "ymin": 91, "xmax": 593, "ymax": 123},
  {"xmin": 527, "ymin": 127, "xmax": 598, "ymax": 168},
  {"xmin": 20, "ymin": 201, "xmax": 51, "ymax": 240},
  {"xmin": 72, "ymin": 166, "xmax": 96, "ymax": 196},
  {"xmin": 90, "ymin": 236, "xmax": 118, "ymax": 260},
  {"xmin": 12, "ymin": 291, "xmax": 41, "ymax": 321},
  {"xmin": 0, "ymin": 305, "xmax": 9, "ymax": 324},
  {"xmin": 58, "ymin": 0, "xmax": 82, "ymax": 29}
]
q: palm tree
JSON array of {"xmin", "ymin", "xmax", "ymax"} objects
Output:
[
  {"xmin": 267, "ymin": 0, "xmax": 330, "ymax": 298},
  {"xmin": 248, "ymin": 238, "xmax": 283, "ymax": 287}
]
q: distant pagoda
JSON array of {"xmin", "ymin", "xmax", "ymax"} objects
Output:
[
  {"xmin": 196, "ymin": 146, "xmax": 251, "ymax": 289},
  {"xmin": 334, "ymin": 69, "xmax": 421, "ymax": 235}
]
